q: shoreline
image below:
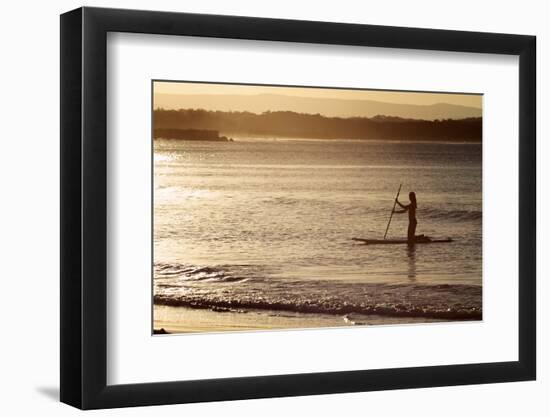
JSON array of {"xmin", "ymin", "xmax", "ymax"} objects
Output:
[
  {"xmin": 154, "ymin": 135, "xmax": 481, "ymax": 144},
  {"xmin": 153, "ymin": 304, "xmax": 459, "ymax": 335}
]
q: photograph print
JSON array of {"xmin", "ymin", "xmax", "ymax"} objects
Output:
[{"xmin": 152, "ymin": 81, "xmax": 482, "ymax": 334}]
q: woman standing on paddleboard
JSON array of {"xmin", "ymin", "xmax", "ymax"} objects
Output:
[{"xmin": 395, "ymin": 191, "xmax": 417, "ymax": 243}]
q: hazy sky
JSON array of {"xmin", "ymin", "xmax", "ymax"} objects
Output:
[{"xmin": 154, "ymin": 81, "xmax": 482, "ymax": 109}]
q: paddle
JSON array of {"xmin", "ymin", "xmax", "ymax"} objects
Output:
[{"xmin": 383, "ymin": 183, "xmax": 402, "ymax": 239}]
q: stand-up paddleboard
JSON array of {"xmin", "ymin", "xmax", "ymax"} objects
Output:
[{"xmin": 352, "ymin": 236, "xmax": 452, "ymax": 245}]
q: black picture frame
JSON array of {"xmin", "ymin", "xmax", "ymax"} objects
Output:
[{"xmin": 60, "ymin": 6, "xmax": 536, "ymax": 410}]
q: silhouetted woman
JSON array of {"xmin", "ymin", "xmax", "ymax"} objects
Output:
[{"xmin": 395, "ymin": 191, "xmax": 417, "ymax": 243}]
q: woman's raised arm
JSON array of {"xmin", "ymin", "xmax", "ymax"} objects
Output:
[{"xmin": 395, "ymin": 198, "xmax": 408, "ymax": 210}]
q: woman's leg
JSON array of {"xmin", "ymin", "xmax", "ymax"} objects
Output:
[{"xmin": 408, "ymin": 220, "xmax": 417, "ymax": 242}]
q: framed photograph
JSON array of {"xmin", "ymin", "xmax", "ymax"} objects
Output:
[{"xmin": 60, "ymin": 6, "xmax": 536, "ymax": 409}]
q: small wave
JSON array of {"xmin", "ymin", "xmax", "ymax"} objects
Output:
[
  {"xmin": 154, "ymin": 267, "xmax": 482, "ymax": 321},
  {"xmin": 262, "ymin": 196, "xmax": 300, "ymax": 206},
  {"xmin": 154, "ymin": 293, "xmax": 481, "ymax": 320},
  {"xmin": 421, "ymin": 208, "xmax": 482, "ymax": 222},
  {"xmin": 154, "ymin": 262, "xmax": 248, "ymax": 283}
]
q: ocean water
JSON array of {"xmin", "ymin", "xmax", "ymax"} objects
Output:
[{"xmin": 153, "ymin": 138, "xmax": 482, "ymax": 327}]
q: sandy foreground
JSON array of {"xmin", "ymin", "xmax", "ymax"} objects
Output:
[{"xmin": 153, "ymin": 304, "xmax": 445, "ymax": 334}]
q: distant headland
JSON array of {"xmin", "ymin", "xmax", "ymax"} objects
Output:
[
  {"xmin": 153, "ymin": 128, "xmax": 233, "ymax": 142},
  {"xmin": 153, "ymin": 109, "xmax": 482, "ymax": 142}
]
